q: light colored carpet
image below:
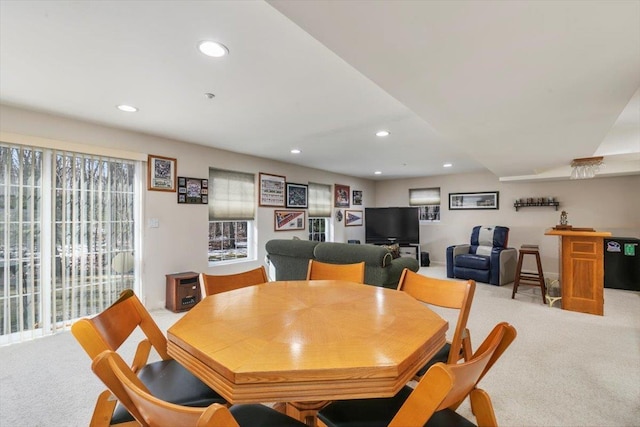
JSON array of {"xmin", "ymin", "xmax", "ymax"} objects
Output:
[{"xmin": 0, "ymin": 265, "xmax": 638, "ymax": 426}]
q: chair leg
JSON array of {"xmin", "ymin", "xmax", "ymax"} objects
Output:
[
  {"xmin": 469, "ymin": 388, "xmax": 498, "ymax": 427},
  {"xmin": 511, "ymin": 253, "xmax": 524, "ymax": 299},
  {"xmin": 535, "ymin": 253, "xmax": 547, "ymax": 304}
]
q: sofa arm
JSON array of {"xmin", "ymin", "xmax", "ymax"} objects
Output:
[
  {"xmin": 496, "ymin": 247, "xmax": 518, "ymax": 286},
  {"xmin": 314, "ymin": 242, "xmax": 392, "ymax": 267},
  {"xmin": 446, "ymin": 244, "xmax": 470, "ymax": 278}
]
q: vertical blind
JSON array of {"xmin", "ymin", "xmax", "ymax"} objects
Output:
[
  {"xmin": 1, "ymin": 143, "xmax": 138, "ymax": 344},
  {"xmin": 409, "ymin": 187, "xmax": 441, "ymax": 206},
  {"xmin": 208, "ymin": 168, "xmax": 255, "ymax": 220},
  {"xmin": 308, "ymin": 182, "xmax": 332, "ymax": 217}
]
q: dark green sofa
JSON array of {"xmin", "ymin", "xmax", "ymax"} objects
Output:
[{"xmin": 265, "ymin": 239, "xmax": 420, "ymax": 289}]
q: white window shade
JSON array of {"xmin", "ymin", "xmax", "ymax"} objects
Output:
[
  {"xmin": 409, "ymin": 188, "xmax": 440, "ymax": 206},
  {"xmin": 209, "ymin": 169, "xmax": 255, "ymax": 220},
  {"xmin": 308, "ymin": 182, "xmax": 331, "ymax": 217}
]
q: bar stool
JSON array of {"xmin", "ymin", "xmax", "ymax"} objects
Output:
[{"xmin": 512, "ymin": 244, "xmax": 547, "ymax": 304}]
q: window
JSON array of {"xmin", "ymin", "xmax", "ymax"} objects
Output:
[
  {"xmin": 409, "ymin": 187, "xmax": 441, "ymax": 221},
  {"xmin": 208, "ymin": 168, "xmax": 255, "ymax": 264},
  {"xmin": 308, "ymin": 182, "xmax": 332, "ymax": 242},
  {"xmin": 1, "ymin": 143, "xmax": 139, "ymax": 344}
]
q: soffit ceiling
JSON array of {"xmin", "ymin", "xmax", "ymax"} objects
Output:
[{"xmin": 1, "ymin": 1, "xmax": 639, "ymax": 180}]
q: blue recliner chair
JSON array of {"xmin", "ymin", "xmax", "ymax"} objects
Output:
[{"xmin": 446, "ymin": 225, "xmax": 517, "ymax": 286}]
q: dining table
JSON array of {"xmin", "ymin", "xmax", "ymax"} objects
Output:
[{"xmin": 167, "ymin": 279, "xmax": 448, "ymax": 426}]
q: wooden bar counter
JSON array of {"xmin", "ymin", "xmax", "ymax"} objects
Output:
[{"xmin": 545, "ymin": 228, "xmax": 611, "ymax": 315}]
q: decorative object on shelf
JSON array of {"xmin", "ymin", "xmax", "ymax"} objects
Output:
[
  {"xmin": 335, "ymin": 209, "xmax": 343, "ymax": 222},
  {"xmin": 345, "ymin": 210, "xmax": 363, "ymax": 226},
  {"xmin": 334, "ymin": 184, "xmax": 350, "ymax": 207},
  {"xmin": 352, "ymin": 190, "xmax": 363, "ymax": 205},
  {"xmin": 285, "ymin": 182, "xmax": 308, "ymax": 208},
  {"xmin": 259, "ymin": 173, "xmax": 286, "ymax": 207},
  {"xmin": 147, "ymin": 154, "xmax": 176, "ymax": 192},
  {"xmin": 274, "ymin": 210, "xmax": 305, "ymax": 231},
  {"xmin": 570, "ymin": 156, "xmax": 604, "ymax": 179},
  {"xmin": 177, "ymin": 177, "xmax": 208, "ymax": 204},
  {"xmin": 560, "ymin": 210, "xmax": 568, "ymax": 225},
  {"xmin": 513, "ymin": 197, "xmax": 559, "ymax": 211},
  {"xmin": 449, "ymin": 191, "xmax": 499, "ymax": 210}
]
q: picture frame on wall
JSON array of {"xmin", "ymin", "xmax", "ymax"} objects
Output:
[
  {"xmin": 177, "ymin": 177, "xmax": 208, "ymax": 204},
  {"xmin": 286, "ymin": 183, "xmax": 308, "ymax": 208},
  {"xmin": 274, "ymin": 210, "xmax": 306, "ymax": 231},
  {"xmin": 345, "ymin": 210, "xmax": 363, "ymax": 226},
  {"xmin": 449, "ymin": 191, "xmax": 499, "ymax": 210},
  {"xmin": 259, "ymin": 172, "xmax": 286, "ymax": 207},
  {"xmin": 334, "ymin": 184, "xmax": 350, "ymax": 207},
  {"xmin": 147, "ymin": 154, "xmax": 176, "ymax": 192},
  {"xmin": 352, "ymin": 190, "xmax": 363, "ymax": 205}
]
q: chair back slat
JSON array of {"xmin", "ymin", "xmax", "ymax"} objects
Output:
[
  {"xmin": 397, "ymin": 269, "xmax": 475, "ymax": 365},
  {"xmin": 199, "ymin": 266, "xmax": 268, "ymax": 297},
  {"xmin": 306, "ymin": 260, "xmax": 365, "ymax": 283}
]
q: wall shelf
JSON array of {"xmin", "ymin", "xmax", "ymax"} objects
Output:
[{"xmin": 514, "ymin": 201, "xmax": 560, "ymax": 211}]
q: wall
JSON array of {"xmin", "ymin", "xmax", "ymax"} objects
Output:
[
  {"xmin": 375, "ymin": 171, "xmax": 640, "ymax": 278},
  {"xmin": 0, "ymin": 105, "xmax": 374, "ymax": 308}
]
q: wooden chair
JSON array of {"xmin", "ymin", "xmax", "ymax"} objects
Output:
[
  {"xmin": 317, "ymin": 322, "xmax": 517, "ymax": 427},
  {"xmin": 91, "ymin": 350, "xmax": 307, "ymax": 427},
  {"xmin": 397, "ymin": 269, "xmax": 476, "ymax": 379},
  {"xmin": 199, "ymin": 265, "xmax": 268, "ymax": 297},
  {"xmin": 306, "ymin": 259, "xmax": 365, "ymax": 283},
  {"xmin": 71, "ymin": 289, "xmax": 227, "ymax": 427}
]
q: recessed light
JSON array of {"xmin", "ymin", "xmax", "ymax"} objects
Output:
[
  {"xmin": 117, "ymin": 105, "xmax": 138, "ymax": 112},
  {"xmin": 198, "ymin": 40, "xmax": 229, "ymax": 57},
  {"xmin": 375, "ymin": 130, "xmax": 390, "ymax": 137},
  {"xmin": 290, "ymin": 149, "xmax": 301, "ymax": 154},
  {"xmin": 374, "ymin": 171, "xmax": 382, "ymax": 175},
  {"xmin": 443, "ymin": 163, "xmax": 453, "ymax": 168}
]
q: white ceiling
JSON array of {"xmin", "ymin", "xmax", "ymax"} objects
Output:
[{"xmin": 1, "ymin": 1, "xmax": 639, "ymax": 180}]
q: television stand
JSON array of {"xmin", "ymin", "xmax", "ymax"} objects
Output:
[{"xmin": 398, "ymin": 244, "xmax": 420, "ymax": 262}]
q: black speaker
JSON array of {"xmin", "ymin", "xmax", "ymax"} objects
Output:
[{"xmin": 420, "ymin": 252, "xmax": 430, "ymax": 267}]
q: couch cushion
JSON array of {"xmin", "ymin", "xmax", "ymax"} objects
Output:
[
  {"xmin": 455, "ymin": 253, "xmax": 490, "ymax": 270},
  {"xmin": 314, "ymin": 242, "xmax": 392, "ymax": 267}
]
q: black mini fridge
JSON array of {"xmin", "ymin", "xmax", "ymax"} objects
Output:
[{"xmin": 604, "ymin": 237, "xmax": 640, "ymax": 291}]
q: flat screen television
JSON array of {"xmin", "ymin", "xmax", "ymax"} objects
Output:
[{"xmin": 365, "ymin": 207, "xmax": 419, "ymax": 245}]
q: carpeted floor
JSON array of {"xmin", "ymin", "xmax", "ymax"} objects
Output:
[{"xmin": 1, "ymin": 265, "xmax": 638, "ymax": 426}]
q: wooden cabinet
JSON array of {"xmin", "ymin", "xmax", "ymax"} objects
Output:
[
  {"xmin": 166, "ymin": 271, "xmax": 201, "ymax": 312},
  {"xmin": 545, "ymin": 229, "xmax": 611, "ymax": 315},
  {"xmin": 399, "ymin": 245, "xmax": 420, "ymax": 261}
]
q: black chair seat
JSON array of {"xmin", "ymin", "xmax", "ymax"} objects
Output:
[
  {"xmin": 415, "ymin": 343, "xmax": 451, "ymax": 377},
  {"xmin": 318, "ymin": 385, "xmax": 476, "ymax": 427},
  {"xmin": 111, "ymin": 359, "xmax": 226, "ymax": 423},
  {"xmin": 231, "ymin": 404, "xmax": 307, "ymax": 427}
]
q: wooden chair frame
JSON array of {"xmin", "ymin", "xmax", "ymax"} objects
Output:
[
  {"xmin": 318, "ymin": 322, "xmax": 517, "ymax": 427},
  {"xmin": 72, "ymin": 289, "xmax": 170, "ymax": 426},
  {"xmin": 199, "ymin": 266, "xmax": 268, "ymax": 297},
  {"xmin": 389, "ymin": 322, "xmax": 517, "ymax": 427},
  {"xmin": 306, "ymin": 259, "xmax": 365, "ymax": 283},
  {"xmin": 397, "ymin": 269, "xmax": 475, "ymax": 372}
]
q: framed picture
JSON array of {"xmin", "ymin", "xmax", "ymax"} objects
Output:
[
  {"xmin": 177, "ymin": 177, "xmax": 208, "ymax": 204},
  {"xmin": 147, "ymin": 155, "xmax": 176, "ymax": 191},
  {"xmin": 286, "ymin": 183, "xmax": 308, "ymax": 208},
  {"xmin": 449, "ymin": 191, "xmax": 499, "ymax": 210},
  {"xmin": 259, "ymin": 173, "xmax": 286, "ymax": 207},
  {"xmin": 334, "ymin": 184, "xmax": 350, "ymax": 207},
  {"xmin": 352, "ymin": 190, "xmax": 363, "ymax": 205},
  {"xmin": 274, "ymin": 210, "xmax": 306, "ymax": 231},
  {"xmin": 345, "ymin": 210, "xmax": 363, "ymax": 226}
]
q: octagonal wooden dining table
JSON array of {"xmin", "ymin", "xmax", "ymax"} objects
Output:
[{"xmin": 167, "ymin": 279, "xmax": 448, "ymax": 426}]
